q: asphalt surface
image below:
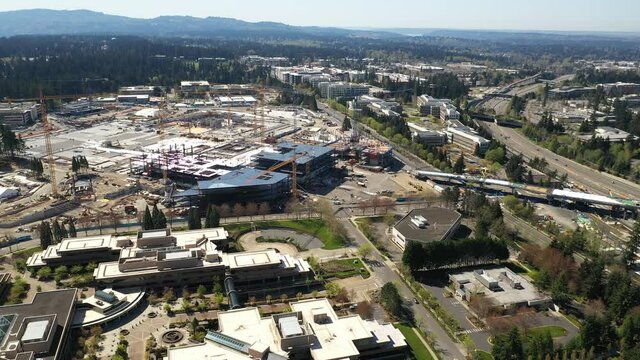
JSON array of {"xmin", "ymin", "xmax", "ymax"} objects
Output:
[
  {"xmin": 482, "ymin": 121, "xmax": 640, "ymax": 200},
  {"xmin": 341, "ymin": 218, "xmax": 466, "ymax": 359}
]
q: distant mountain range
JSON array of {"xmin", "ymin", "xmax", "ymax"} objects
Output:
[
  {"xmin": 1, "ymin": 9, "xmax": 638, "ymax": 42},
  {"xmin": 0, "ymin": 9, "xmax": 397, "ymax": 38}
]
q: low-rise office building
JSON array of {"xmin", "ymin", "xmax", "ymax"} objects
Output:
[
  {"xmin": 180, "ymin": 81, "xmax": 211, "ymax": 97},
  {"xmin": 391, "ymin": 207, "xmax": 461, "ymax": 250},
  {"xmin": 167, "ymin": 298, "xmax": 407, "ymax": 360},
  {"xmin": 0, "ymin": 102, "xmax": 39, "ymax": 128},
  {"xmin": 215, "ymin": 96, "xmax": 258, "ymax": 107},
  {"xmin": 407, "ymin": 123, "xmax": 448, "ymax": 146},
  {"xmin": 119, "ymin": 85, "xmax": 156, "ymax": 96},
  {"xmin": 445, "ymin": 120, "xmax": 490, "ymax": 154},
  {"xmin": 117, "ymin": 95, "xmax": 150, "ymax": 104},
  {"xmin": 26, "ymin": 228, "xmax": 229, "ymax": 269},
  {"xmin": 317, "ymin": 82, "xmax": 369, "ymax": 99},
  {"xmin": 0, "ymin": 289, "xmax": 77, "ymax": 360},
  {"xmin": 548, "ymin": 87, "xmax": 596, "ymax": 100}
]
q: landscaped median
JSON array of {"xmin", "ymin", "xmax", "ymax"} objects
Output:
[
  {"xmin": 394, "ymin": 323, "xmax": 438, "ymax": 360},
  {"xmin": 225, "ymin": 218, "xmax": 347, "ymax": 250},
  {"xmin": 316, "ymin": 258, "xmax": 370, "ymax": 280}
]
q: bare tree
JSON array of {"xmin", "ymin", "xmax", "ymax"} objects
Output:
[
  {"xmin": 218, "ymin": 203, "xmax": 232, "ymax": 218},
  {"xmin": 232, "ymin": 203, "xmax": 245, "ymax": 222},
  {"xmin": 245, "ymin": 202, "xmax": 259, "ymax": 217},
  {"xmin": 257, "ymin": 202, "xmax": 271, "ymax": 219},
  {"xmin": 356, "ymin": 301, "xmax": 374, "ymax": 319}
]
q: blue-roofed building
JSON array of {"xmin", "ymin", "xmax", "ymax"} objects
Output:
[
  {"xmin": 253, "ymin": 142, "xmax": 335, "ymax": 187},
  {"xmin": 174, "ymin": 167, "xmax": 290, "ymax": 205}
]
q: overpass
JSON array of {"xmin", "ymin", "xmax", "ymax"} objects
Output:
[{"xmin": 414, "ymin": 170, "xmax": 640, "ymax": 211}]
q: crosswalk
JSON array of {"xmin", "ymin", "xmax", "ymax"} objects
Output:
[{"xmin": 457, "ymin": 327, "xmax": 488, "ymax": 335}]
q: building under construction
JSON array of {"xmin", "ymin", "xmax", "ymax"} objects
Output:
[
  {"xmin": 173, "ymin": 167, "xmax": 291, "ymax": 206},
  {"xmin": 252, "ymin": 142, "xmax": 335, "ymax": 187}
]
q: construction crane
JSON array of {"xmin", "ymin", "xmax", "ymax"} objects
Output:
[
  {"xmin": 249, "ymin": 151, "xmax": 306, "ymax": 198},
  {"xmin": 39, "ymin": 90, "xmax": 59, "ymax": 197}
]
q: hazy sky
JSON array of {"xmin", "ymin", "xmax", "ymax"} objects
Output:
[{"xmin": 0, "ymin": 0, "xmax": 635, "ymax": 32}]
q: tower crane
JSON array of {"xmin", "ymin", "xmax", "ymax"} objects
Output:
[{"xmin": 39, "ymin": 90, "xmax": 59, "ymax": 197}]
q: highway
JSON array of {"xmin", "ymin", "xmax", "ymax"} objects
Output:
[{"xmin": 481, "ymin": 121, "xmax": 640, "ymax": 200}]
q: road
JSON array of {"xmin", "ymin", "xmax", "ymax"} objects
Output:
[
  {"xmin": 341, "ymin": 218, "xmax": 467, "ymax": 359},
  {"xmin": 482, "ymin": 121, "xmax": 640, "ymax": 200}
]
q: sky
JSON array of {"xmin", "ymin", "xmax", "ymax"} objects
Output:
[{"xmin": 0, "ymin": 0, "xmax": 636, "ymax": 32}]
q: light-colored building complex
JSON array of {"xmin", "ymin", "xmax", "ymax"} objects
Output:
[
  {"xmin": 417, "ymin": 95, "xmax": 460, "ymax": 121},
  {"xmin": 579, "ymin": 126, "xmax": 638, "ymax": 143},
  {"xmin": 215, "ymin": 96, "xmax": 258, "ymax": 107},
  {"xmin": 450, "ymin": 267, "xmax": 551, "ymax": 309},
  {"xmin": 180, "ymin": 81, "xmax": 211, "ymax": 96},
  {"xmin": 0, "ymin": 102, "xmax": 39, "ymax": 128},
  {"xmin": 117, "ymin": 95, "xmax": 150, "ymax": 104},
  {"xmin": 406, "ymin": 123, "xmax": 448, "ymax": 146},
  {"xmin": 444, "ymin": 120, "xmax": 490, "ymax": 154},
  {"xmin": 317, "ymin": 82, "xmax": 369, "ymax": 99},
  {"xmin": 27, "ymin": 228, "xmax": 313, "ymax": 296},
  {"xmin": 119, "ymin": 85, "xmax": 156, "ymax": 96},
  {"xmin": 167, "ymin": 298, "xmax": 407, "ymax": 360}
]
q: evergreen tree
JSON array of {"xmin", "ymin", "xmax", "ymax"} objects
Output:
[
  {"xmin": 205, "ymin": 205, "xmax": 220, "ymax": 228},
  {"xmin": 52, "ymin": 221, "xmax": 62, "ymax": 243},
  {"xmin": 142, "ymin": 206, "xmax": 154, "ymax": 230},
  {"xmin": 151, "ymin": 204, "xmax": 162, "ymax": 229},
  {"xmin": 157, "ymin": 209, "xmax": 167, "ymax": 229},
  {"xmin": 342, "ymin": 116, "xmax": 352, "ymax": 131},
  {"xmin": 71, "ymin": 157, "xmax": 79, "ymax": 173},
  {"xmin": 624, "ymin": 217, "xmax": 640, "ymax": 268},
  {"xmin": 68, "ymin": 221, "xmax": 77, "ymax": 238},
  {"xmin": 188, "ymin": 207, "xmax": 202, "ymax": 230},
  {"xmin": 39, "ymin": 221, "xmax": 52, "ymax": 249},
  {"xmin": 492, "ymin": 327, "xmax": 524, "ymax": 360},
  {"xmin": 453, "ymin": 154, "xmax": 465, "ymax": 174},
  {"xmin": 59, "ymin": 221, "xmax": 68, "ymax": 239},
  {"xmin": 527, "ymin": 330, "xmax": 554, "ymax": 359}
]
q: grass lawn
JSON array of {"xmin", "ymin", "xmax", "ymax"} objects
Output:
[
  {"xmin": 318, "ymin": 258, "xmax": 369, "ymax": 279},
  {"xmin": 527, "ymin": 325, "xmax": 568, "ymax": 338},
  {"xmin": 225, "ymin": 219, "xmax": 346, "ymax": 250},
  {"xmin": 473, "ymin": 350, "xmax": 494, "ymax": 360},
  {"xmin": 394, "ymin": 323, "xmax": 435, "ymax": 360}
]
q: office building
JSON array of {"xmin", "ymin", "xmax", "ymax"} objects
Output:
[
  {"xmin": 406, "ymin": 123, "xmax": 448, "ymax": 146},
  {"xmin": 0, "ymin": 102, "xmax": 39, "ymax": 128},
  {"xmin": 117, "ymin": 95, "xmax": 150, "ymax": 104},
  {"xmin": 391, "ymin": 208, "xmax": 461, "ymax": 250},
  {"xmin": 0, "ymin": 289, "xmax": 77, "ymax": 360},
  {"xmin": 450, "ymin": 267, "xmax": 551, "ymax": 310},
  {"xmin": 26, "ymin": 229, "xmax": 229, "ymax": 269},
  {"xmin": 444, "ymin": 120, "xmax": 490, "ymax": 154},
  {"xmin": 180, "ymin": 81, "xmax": 211, "ymax": 97},
  {"xmin": 215, "ymin": 96, "xmax": 258, "ymax": 107},
  {"xmin": 579, "ymin": 126, "xmax": 638, "ymax": 143},
  {"xmin": 29, "ymin": 227, "xmax": 313, "ymax": 292},
  {"xmin": 317, "ymin": 82, "xmax": 369, "ymax": 99},
  {"xmin": 599, "ymin": 82, "xmax": 640, "ymax": 97},
  {"xmin": 119, "ymin": 85, "xmax": 156, "ymax": 96},
  {"xmin": 167, "ymin": 298, "xmax": 407, "ymax": 360}
]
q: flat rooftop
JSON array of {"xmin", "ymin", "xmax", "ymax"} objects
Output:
[
  {"xmin": 218, "ymin": 308, "xmax": 286, "ymax": 357},
  {"xmin": 394, "ymin": 207, "xmax": 461, "ymax": 243},
  {"xmin": 0, "ymin": 289, "xmax": 77, "ymax": 360},
  {"xmin": 290, "ymin": 298, "xmax": 362, "ymax": 360},
  {"xmin": 226, "ymin": 249, "xmax": 281, "ymax": 269},
  {"xmin": 450, "ymin": 267, "xmax": 550, "ymax": 307}
]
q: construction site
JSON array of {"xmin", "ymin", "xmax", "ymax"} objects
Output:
[{"xmin": 0, "ymin": 84, "xmax": 410, "ymax": 237}]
